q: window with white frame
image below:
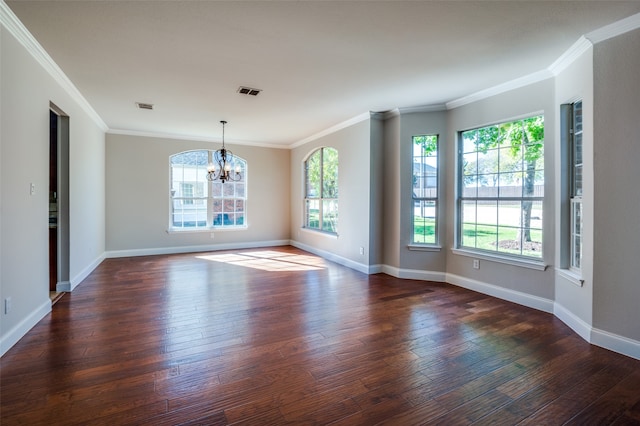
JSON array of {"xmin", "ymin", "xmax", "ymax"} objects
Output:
[
  {"xmin": 412, "ymin": 135, "xmax": 438, "ymax": 245},
  {"xmin": 304, "ymin": 147, "xmax": 338, "ymax": 234},
  {"xmin": 568, "ymin": 101, "xmax": 583, "ymax": 270},
  {"xmin": 458, "ymin": 115, "xmax": 544, "ymax": 259},
  {"xmin": 170, "ymin": 150, "xmax": 246, "ymax": 229}
]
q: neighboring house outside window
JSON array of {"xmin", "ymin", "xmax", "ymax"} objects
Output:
[
  {"xmin": 170, "ymin": 150, "xmax": 246, "ymax": 229},
  {"xmin": 304, "ymin": 147, "xmax": 338, "ymax": 234},
  {"xmin": 412, "ymin": 135, "xmax": 438, "ymax": 245},
  {"xmin": 457, "ymin": 115, "xmax": 544, "ymax": 259}
]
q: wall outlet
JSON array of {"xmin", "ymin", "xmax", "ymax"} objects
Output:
[
  {"xmin": 30, "ymin": 183, "xmax": 36, "ymax": 196},
  {"xmin": 359, "ymin": 247, "xmax": 364, "ymax": 255},
  {"xmin": 473, "ymin": 259, "xmax": 480, "ymax": 269},
  {"xmin": 4, "ymin": 297, "xmax": 12, "ymax": 314}
]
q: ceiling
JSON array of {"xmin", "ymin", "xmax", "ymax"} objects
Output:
[{"xmin": 6, "ymin": 1, "xmax": 640, "ymax": 147}]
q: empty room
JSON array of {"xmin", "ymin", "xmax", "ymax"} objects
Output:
[{"xmin": 1, "ymin": 1, "xmax": 640, "ymax": 424}]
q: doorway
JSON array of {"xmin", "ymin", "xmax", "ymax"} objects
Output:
[{"xmin": 49, "ymin": 104, "xmax": 70, "ymax": 299}]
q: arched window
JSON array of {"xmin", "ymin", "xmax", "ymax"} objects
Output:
[
  {"xmin": 170, "ymin": 150, "xmax": 247, "ymax": 229},
  {"xmin": 304, "ymin": 147, "xmax": 338, "ymax": 234}
]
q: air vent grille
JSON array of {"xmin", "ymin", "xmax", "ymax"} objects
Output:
[
  {"xmin": 136, "ymin": 102, "xmax": 154, "ymax": 110},
  {"xmin": 237, "ymin": 86, "xmax": 261, "ymax": 96}
]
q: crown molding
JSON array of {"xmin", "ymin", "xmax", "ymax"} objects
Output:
[
  {"xmin": 548, "ymin": 36, "xmax": 593, "ymax": 76},
  {"xmin": 586, "ymin": 12, "xmax": 640, "ymax": 44},
  {"xmin": 107, "ymin": 128, "xmax": 290, "ymax": 149},
  {"xmin": 0, "ymin": 1, "xmax": 108, "ymax": 131},
  {"xmin": 446, "ymin": 69, "xmax": 553, "ymax": 110},
  {"xmin": 289, "ymin": 112, "xmax": 372, "ymax": 149},
  {"xmin": 399, "ymin": 104, "xmax": 447, "ymax": 115}
]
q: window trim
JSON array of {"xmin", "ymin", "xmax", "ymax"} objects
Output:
[
  {"xmin": 169, "ymin": 149, "xmax": 247, "ymax": 231},
  {"xmin": 411, "ymin": 134, "xmax": 439, "ymax": 246},
  {"xmin": 455, "ymin": 114, "xmax": 545, "ymax": 262}
]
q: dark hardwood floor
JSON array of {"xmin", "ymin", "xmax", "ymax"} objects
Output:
[{"xmin": 2, "ymin": 246, "xmax": 639, "ymax": 425}]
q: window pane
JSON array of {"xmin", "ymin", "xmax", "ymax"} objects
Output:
[
  {"xmin": 462, "ymin": 175, "xmax": 478, "ymax": 198},
  {"xmin": 461, "ymin": 200, "xmax": 477, "ymax": 248},
  {"xmin": 498, "ymin": 172, "xmax": 523, "ymax": 197},
  {"xmin": 322, "ymin": 148, "xmax": 338, "ymax": 198},
  {"xmin": 463, "ymin": 152, "xmax": 477, "ymax": 177},
  {"xmin": 236, "ymin": 183, "xmax": 246, "ymax": 198},
  {"xmin": 305, "ymin": 199, "xmax": 320, "ymax": 229},
  {"xmin": 462, "ymin": 130, "xmax": 478, "ymax": 153},
  {"xmin": 306, "ymin": 151, "xmax": 321, "ymax": 198},
  {"xmin": 574, "ymin": 165, "xmax": 583, "ymax": 197},
  {"xmin": 223, "ymin": 183, "xmax": 234, "ymax": 197},
  {"xmin": 413, "ymin": 200, "xmax": 436, "ymax": 244},
  {"xmin": 574, "ymin": 132, "xmax": 583, "ymax": 165},
  {"xmin": 573, "ymin": 236, "xmax": 582, "ymax": 269},
  {"xmin": 322, "ymin": 199, "xmax": 338, "ymax": 233},
  {"xmin": 574, "ymin": 101, "xmax": 583, "ymax": 133}
]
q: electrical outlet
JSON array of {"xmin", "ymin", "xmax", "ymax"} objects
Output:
[
  {"xmin": 473, "ymin": 259, "xmax": 480, "ymax": 269},
  {"xmin": 359, "ymin": 247, "xmax": 364, "ymax": 255},
  {"xmin": 30, "ymin": 183, "xmax": 36, "ymax": 195},
  {"xmin": 4, "ymin": 297, "xmax": 12, "ymax": 314}
]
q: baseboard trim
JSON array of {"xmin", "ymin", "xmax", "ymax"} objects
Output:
[
  {"xmin": 289, "ymin": 240, "xmax": 371, "ymax": 274},
  {"xmin": 591, "ymin": 327, "xmax": 640, "ymax": 361},
  {"xmin": 69, "ymin": 252, "xmax": 106, "ymax": 291},
  {"xmin": 553, "ymin": 302, "xmax": 592, "ymax": 342},
  {"xmin": 446, "ymin": 273, "xmax": 555, "ymax": 314},
  {"xmin": 0, "ymin": 299, "xmax": 51, "ymax": 357},
  {"xmin": 381, "ymin": 265, "xmax": 446, "ymax": 282},
  {"xmin": 106, "ymin": 240, "xmax": 290, "ymax": 259}
]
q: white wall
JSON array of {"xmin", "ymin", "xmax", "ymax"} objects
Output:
[
  {"xmin": 105, "ymin": 133, "xmax": 290, "ymax": 255},
  {"xmin": 445, "ymin": 79, "xmax": 556, "ymax": 304},
  {"xmin": 382, "ymin": 113, "xmax": 401, "ymax": 269},
  {"xmin": 398, "ymin": 110, "xmax": 448, "ymax": 274},
  {"xmin": 553, "ymin": 46, "xmax": 594, "ymax": 336},
  {"xmin": 593, "ymin": 28, "xmax": 640, "ymax": 344},
  {"xmin": 1, "ymin": 26, "xmax": 105, "ymax": 355},
  {"xmin": 290, "ymin": 117, "xmax": 372, "ymax": 271}
]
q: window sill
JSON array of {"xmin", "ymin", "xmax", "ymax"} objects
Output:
[
  {"xmin": 408, "ymin": 244, "xmax": 441, "ymax": 252},
  {"xmin": 556, "ymin": 268, "xmax": 584, "ymax": 287},
  {"xmin": 167, "ymin": 226, "xmax": 248, "ymax": 234},
  {"xmin": 451, "ymin": 248, "xmax": 547, "ymax": 271},
  {"xmin": 300, "ymin": 227, "xmax": 339, "ymax": 239}
]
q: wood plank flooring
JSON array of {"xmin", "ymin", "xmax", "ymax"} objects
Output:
[{"xmin": 2, "ymin": 246, "xmax": 639, "ymax": 425}]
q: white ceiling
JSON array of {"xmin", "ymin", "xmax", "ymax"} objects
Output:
[{"xmin": 6, "ymin": 1, "xmax": 640, "ymax": 147}]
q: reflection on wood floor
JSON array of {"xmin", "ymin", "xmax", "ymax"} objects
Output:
[{"xmin": 2, "ymin": 246, "xmax": 639, "ymax": 424}]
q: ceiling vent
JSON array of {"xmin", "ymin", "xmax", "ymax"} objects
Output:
[
  {"xmin": 237, "ymin": 86, "xmax": 261, "ymax": 96},
  {"xmin": 136, "ymin": 102, "xmax": 154, "ymax": 110}
]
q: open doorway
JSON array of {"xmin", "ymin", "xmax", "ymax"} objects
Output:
[{"xmin": 49, "ymin": 104, "xmax": 70, "ymax": 303}]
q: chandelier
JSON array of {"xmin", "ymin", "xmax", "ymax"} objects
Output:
[{"xmin": 207, "ymin": 120, "xmax": 241, "ymax": 183}]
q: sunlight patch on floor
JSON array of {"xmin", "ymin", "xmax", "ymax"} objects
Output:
[{"xmin": 196, "ymin": 250, "xmax": 326, "ymax": 271}]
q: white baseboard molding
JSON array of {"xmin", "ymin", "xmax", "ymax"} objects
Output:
[
  {"xmin": 106, "ymin": 240, "xmax": 290, "ymax": 259},
  {"xmin": 446, "ymin": 273, "xmax": 555, "ymax": 314},
  {"xmin": 591, "ymin": 327, "xmax": 640, "ymax": 361},
  {"xmin": 1, "ymin": 299, "xmax": 51, "ymax": 357},
  {"xmin": 68, "ymin": 252, "xmax": 106, "ymax": 291},
  {"xmin": 290, "ymin": 240, "xmax": 372, "ymax": 274},
  {"xmin": 381, "ymin": 265, "xmax": 446, "ymax": 282},
  {"xmin": 553, "ymin": 302, "xmax": 592, "ymax": 342}
]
